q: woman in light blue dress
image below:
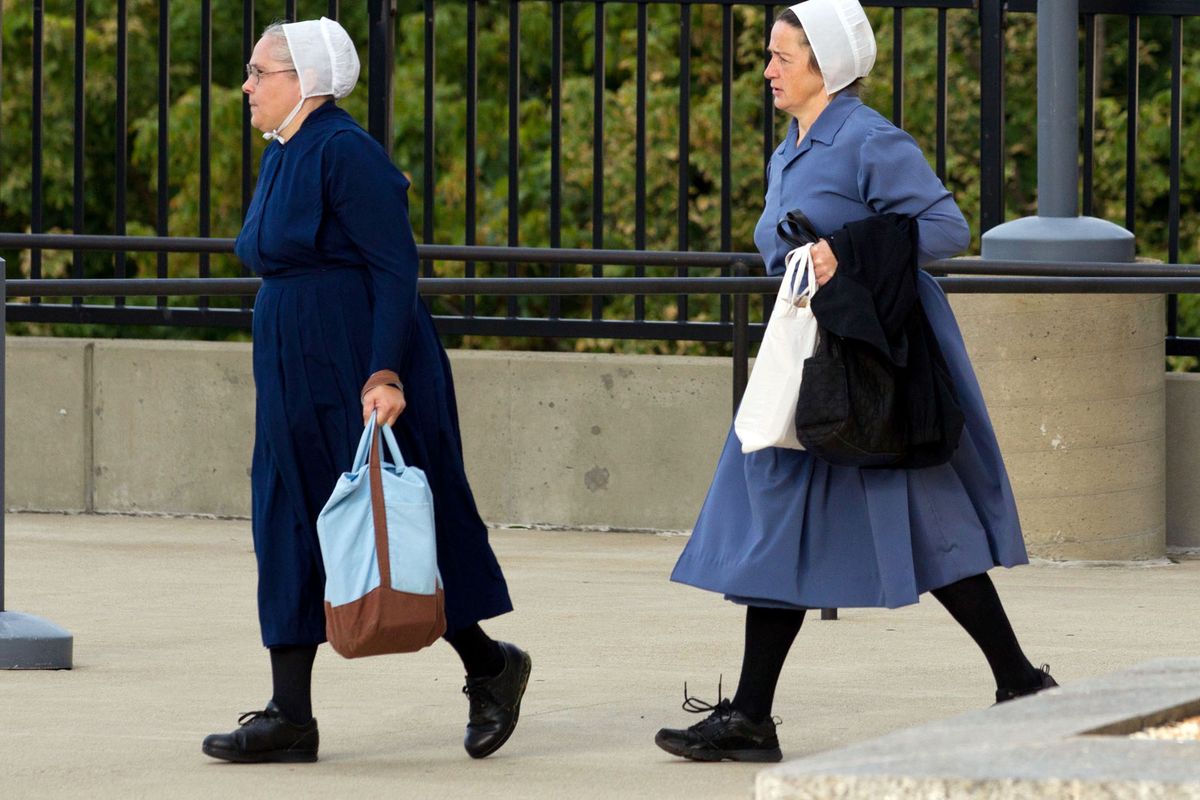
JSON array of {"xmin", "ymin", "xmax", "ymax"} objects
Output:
[{"xmin": 655, "ymin": 0, "xmax": 1056, "ymax": 763}]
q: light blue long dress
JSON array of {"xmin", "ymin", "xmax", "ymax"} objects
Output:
[{"xmin": 670, "ymin": 94, "xmax": 1027, "ymax": 610}]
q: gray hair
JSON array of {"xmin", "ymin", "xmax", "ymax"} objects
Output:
[{"xmin": 261, "ymin": 21, "xmax": 293, "ymax": 67}]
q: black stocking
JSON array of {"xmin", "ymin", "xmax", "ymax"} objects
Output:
[
  {"xmin": 931, "ymin": 572, "xmax": 1040, "ymax": 693},
  {"xmin": 730, "ymin": 606, "xmax": 807, "ymax": 723},
  {"xmin": 270, "ymin": 644, "xmax": 318, "ymax": 724},
  {"xmin": 444, "ymin": 623, "xmax": 505, "ymax": 679}
]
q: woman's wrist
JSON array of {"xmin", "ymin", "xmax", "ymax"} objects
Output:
[{"xmin": 361, "ymin": 369, "xmax": 404, "ymax": 401}]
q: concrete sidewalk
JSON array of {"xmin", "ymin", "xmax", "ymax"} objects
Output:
[{"xmin": 2, "ymin": 513, "xmax": 1199, "ymax": 800}]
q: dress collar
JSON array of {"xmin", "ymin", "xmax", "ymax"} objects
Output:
[{"xmin": 777, "ymin": 94, "xmax": 863, "ymax": 166}]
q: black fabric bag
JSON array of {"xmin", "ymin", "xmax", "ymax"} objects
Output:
[
  {"xmin": 776, "ymin": 209, "xmax": 962, "ymax": 469},
  {"xmin": 774, "ymin": 212, "xmax": 905, "ymax": 466},
  {"xmin": 793, "ymin": 331, "xmax": 907, "ymax": 468}
]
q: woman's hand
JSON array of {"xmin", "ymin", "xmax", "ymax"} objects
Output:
[
  {"xmin": 812, "ymin": 239, "xmax": 839, "ymax": 286},
  {"xmin": 362, "ymin": 385, "xmax": 406, "ymax": 426}
]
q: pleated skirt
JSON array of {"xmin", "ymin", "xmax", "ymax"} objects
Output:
[
  {"xmin": 670, "ymin": 271, "xmax": 1027, "ymax": 609},
  {"xmin": 251, "ymin": 267, "xmax": 512, "ymax": 647}
]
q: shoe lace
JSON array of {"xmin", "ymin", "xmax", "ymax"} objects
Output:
[
  {"xmin": 236, "ymin": 709, "xmax": 270, "ymax": 728},
  {"xmin": 462, "ymin": 681, "xmax": 496, "ymax": 707},
  {"xmin": 680, "ymin": 678, "xmax": 736, "ymax": 732}
]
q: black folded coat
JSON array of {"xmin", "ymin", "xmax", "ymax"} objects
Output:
[{"xmin": 798, "ymin": 212, "xmax": 964, "ymax": 469}]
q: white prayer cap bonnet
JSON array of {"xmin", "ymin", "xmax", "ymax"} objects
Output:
[
  {"xmin": 281, "ymin": 17, "xmax": 361, "ymax": 100},
  {"xmin": 788, "ymin": 0, "xmax": 877, "ymax": 95}
]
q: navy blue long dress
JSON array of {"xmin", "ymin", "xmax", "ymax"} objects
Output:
[
  {"xmin": 671, "ymin": 95, "xmax": 1027, "ymax": 609},
  {"xmin": 235, "ymin": 102, "xmax": 512, "ymax": 648}
]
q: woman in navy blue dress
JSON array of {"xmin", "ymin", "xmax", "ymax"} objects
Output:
[
  {"xmin": 655, "ymin": 0, "xmax": 1055, "ymax": 763},
  {"xmin": 202, "ymin": 18, "xmax": 529, "ymax": 764}
]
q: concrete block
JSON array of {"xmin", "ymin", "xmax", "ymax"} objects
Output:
[
  {"xmin": 446, "ymin": 351, "xmax": 516, "ymax": 523},
  {"xmin": 951, "ymin": 293, "xmax": 1166, "ymax": 561},
  {"xmin": 450, "ymin": 350, "xmax": 730, "ymax": 530},
  {"xmin": 91, "ymin": 340, "xmax": 254, "ymax": 516},
  {"xmin": 757, "ymin": 659, "xmax": 1200, "ymax": 799},
  {"xmin": 1166, "ymin": 372, "xmax": 1200, "ymax": 551},
  {"xmin": 4, "ymin": 337, "xmax": 90, "ymax": 511},
  {"xmin": 1017, "ymin": 486, "xmax": 1165, "ymax": 561}
]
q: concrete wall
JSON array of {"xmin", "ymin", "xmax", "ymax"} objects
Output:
[
  {"xmin": 3, "ymin": 338, "xmax": 730, "ymax": 531},
  {"xmin": 949, "ymin": 293, "xmax": 1166, "ymax": 560},
  {"xmin": 1166, "ymin": 372, "xmax": 1200, "ymax": 552},
  {"xmin": 6, "ymin": 333, "xmax": 1196, "ymax": 559}
]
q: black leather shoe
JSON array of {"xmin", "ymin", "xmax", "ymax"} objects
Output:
[
  {"xmin": 201, "ymin": 701, "xmax": 319, "ymax": 763},
  {"xmin": 995, "ymin": 663, "xmax": 1059, "ymax": 704},
  {"xmin": 655, "ymin": 698, "xmax": 782, "ymax": 763},
  {"xmin": 461, "ymin": 641, "xmax": 532, "ymax": 759}
]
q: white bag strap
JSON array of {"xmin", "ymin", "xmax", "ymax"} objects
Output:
[
  {"xmin": 350, "ymin": 411, "xmax": 377, "ymax": 472},
  {"xmin": 351, "ymin": 409, "xmax": 409, "ymax": 471},
  {"xmin": 781, "ymin": 243, "xmax": 819, "ymax": 306}
]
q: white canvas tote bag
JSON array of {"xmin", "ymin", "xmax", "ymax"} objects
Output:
[{"xmin": 734, "ymin": 243, "xmax": 821, "ymax": 453}]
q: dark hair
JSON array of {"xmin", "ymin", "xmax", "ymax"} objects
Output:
[{"xmin": 775, "ymin": 8, "xmax": 863, "ymax": 97}]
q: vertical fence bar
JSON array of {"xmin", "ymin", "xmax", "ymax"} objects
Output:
[
  {"xmin": 634, "ymin": 2, "xmax": 647, "ymax": 321},
  {"xmin": 327, "ymin": 0, "xmax": 340, "ymax": 18},
  {"xmin": 549, "ymin": 0, "xmax": 563, "ymax": 318},
  {"xmin": 1167, "ymin": 15, "xmax": 1182, "ymax": 339},
  {"xmin": 507, "ymin": 0, "xmax": 519, "ymax": 317},
  {"xmin": 506, "ymin": 0, "xmax": 520, "ymax": 319},
  {"xmin": 116, "ymin": 0, "xmax": 128, "ymax": 307},
  {"xmin": 31, "ymin": 0, "xmax": 43, "ymax": 300},
  {"xmin": 762, "ymin": 4, "xmax": 774, "ymax": 315},
  {"xmin": 242, "ymin": 0, "xmax": 255, "ymax": 311},
  {"xmin": 592, "ymin": 2, "xmax": 606, "ymax": 321},
  {"xmin": 935, "ymin": 8, "xmax": 947, "ymax": 182},
  {"xmin": 243, "ymin": 0, "xmax": 255, "ymax": 219},
  {"xmin": 1082, "ymin": 14, "xmax": 1096, "ymax": 217},
  {"xmin": 368, "ymin": 0, "xmax": 395, "ymax": 154},
  {"xmin": 72, "ymin": 0, "xmax": 86, "ymax": 307},
  {"xmin": 732, "ymin": 262, "xmax": 749, "ymax": 416},
  {"xmin": 423, "ymin": 0, "xmax": 436, "ymax": 277},
  {"xmin": 1124, "ymin": 15, "xmax": 1138, "ymax": 235},
  {"xmin": 677, "ymin": 2, "xmax": 691, "ymax": 322},
  {"xmin": 465, "ymin": 0, "xmax": 478, "ymax": 317},
  {"xmin": 1, "ymin": 260, "xmax": 5, "ymax": 609},
  {"xmin": 762, "ymin": 4, "xmax": 774, "ymax": 183},
  {"xmin": 891, "ymin": 7, "xmax": 903, "ymax": 127},
  {"xmin": 720, "ymin": 3, "xmax": 733, "ymax": 325},
  {"xmin": 286, "ymin": 0, "xmax": 296, "ymax": 21},
  {"xmin": 199, "ymin": 0, "xmax": 212, "ymax": 311},
  {"xmin": 157, "ymin": 0, "xmax": 170, "ymax": 308},
  {"xmin": 978, "ymin": 0, "xmax": 1004, "ymax": 233}
]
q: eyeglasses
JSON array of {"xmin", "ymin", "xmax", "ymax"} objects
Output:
[{"xmin": 245, "ymin": 64, "xmax": 296, "ymax": 85}]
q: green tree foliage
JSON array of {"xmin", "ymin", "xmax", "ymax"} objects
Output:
[{"xmin": 1, "ymin": 3, "xmax": 1197, "ymax": 357}]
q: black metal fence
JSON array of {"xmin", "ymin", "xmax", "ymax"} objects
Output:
[{"xmin": 1, "ymin": 1, "xmax": 1198, "ymax": 352}]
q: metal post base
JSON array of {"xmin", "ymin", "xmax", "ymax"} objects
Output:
[
  {"xmin": 0, "ymin": 611, "xmax": 73, "ymax": 669},
  {"xmin": 981, "ymin": 216, "xmax": 1135, "ymax": 262}
]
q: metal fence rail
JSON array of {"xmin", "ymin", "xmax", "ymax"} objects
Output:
[
  {"xmin": 6, "ymin": 263, "xmax": 1200, "ymax": 419},
  {"xmin": 4, "ymin": 1, "xmax": 1198, "ymax": 353}
]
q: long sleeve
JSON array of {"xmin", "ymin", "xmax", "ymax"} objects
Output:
[
  {"xmin": 324, "ymin": 130, "xmax": 419, "ymax": 377},
  {"xmin": 857, "ymin": 124, "xmax": 970, "ymax": 265}
]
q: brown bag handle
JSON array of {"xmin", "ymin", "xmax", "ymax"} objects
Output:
[{"xmin": 367, "ymin": 427, "xmax": 392, "ymax": 589}]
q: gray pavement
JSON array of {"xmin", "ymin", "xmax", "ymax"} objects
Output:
[{"xmin": 2, "ymin": 513, "xmax": 1199, "ymax": 800}]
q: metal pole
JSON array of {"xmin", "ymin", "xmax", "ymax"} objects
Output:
[
  {"xmin": 1038, "ymin": 0, "xmax": 1077, "ymax": 217},
  {"xmin": 367, "ymin": 0, "xmax": 395, "ymax": 154},
  {"xmin": 981, "ymin": 2, "xmax": 1133, "ymax": 263},
  {"xmin": 1, "ymin": 258, "xmax": 5, "ymax": 613},
  {"xmin": 0, "ymin": 258, "xmax": 74, "ymax": 668},
  {"xmin": 731, "ymin": 262, "xmax": 749, "ymax": 417}
]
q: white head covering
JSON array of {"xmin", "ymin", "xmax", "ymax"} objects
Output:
[
  {"xmin": 788, "ymin": 0, "xmax": 876, "ymax": 95},
  {"xmin": 264, "ymin": 16, "xmax": 361, "ymax": 143}
]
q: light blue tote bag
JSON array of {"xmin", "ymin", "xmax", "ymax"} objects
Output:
[{"xmin": 316, "ymin": 411, "xmax": 446, "ymax": 658}]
